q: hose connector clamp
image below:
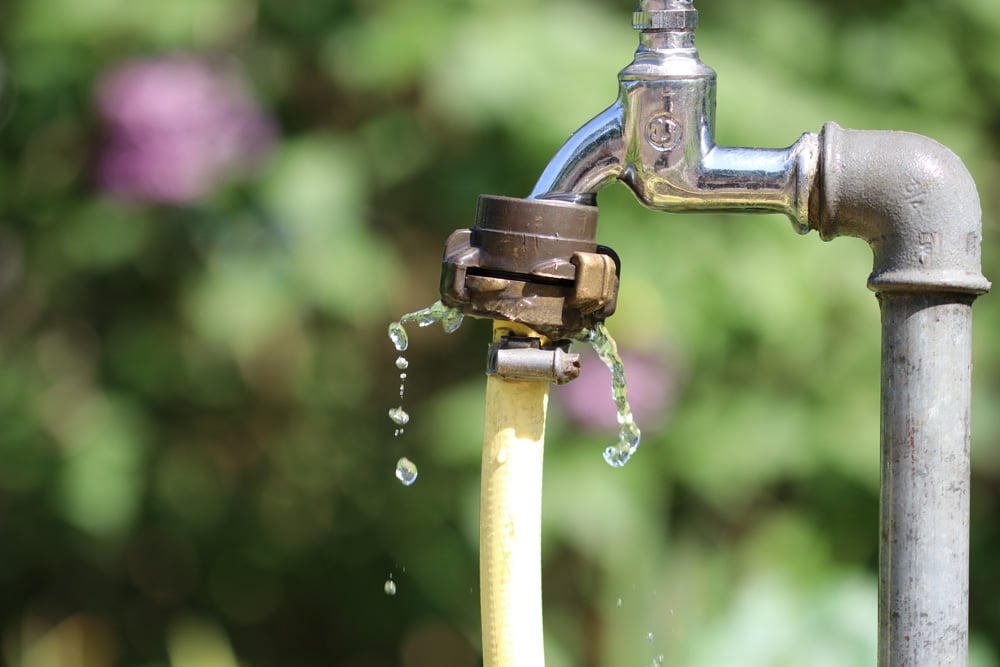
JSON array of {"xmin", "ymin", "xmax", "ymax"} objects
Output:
[{"xmin": 440, "ymin": 195, "xmax": 620, "ymax": 341}]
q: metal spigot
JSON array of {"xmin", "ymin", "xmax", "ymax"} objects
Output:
[{"xmin": 530, "ymin": 0, "xmax": 818, "ymax": 233}]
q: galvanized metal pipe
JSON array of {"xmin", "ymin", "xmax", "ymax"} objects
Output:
[
  {"xmin": 817, "ymin": 123, "xmax": 990, "ymax": 666},
  {"xmin": 878, "ymin": 293, "xmax": 974, "ymax": 665}
]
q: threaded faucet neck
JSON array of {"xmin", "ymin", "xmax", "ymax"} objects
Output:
[{"xmin": 634, "ymin": 0, "xmax": 697, "ymax": 50}]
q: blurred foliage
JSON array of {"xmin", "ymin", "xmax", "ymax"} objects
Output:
[{"xmin": 1, "ymin": 0, "xmax": 999, "ymax": 665}]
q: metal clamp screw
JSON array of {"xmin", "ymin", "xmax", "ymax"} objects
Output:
[{"xmin": 487, "ymin": 337, "xmax": 580, "ymax": 385}]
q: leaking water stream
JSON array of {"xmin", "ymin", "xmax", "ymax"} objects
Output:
[
  {"xmin": 386, "ymin": 301, "xmax": 466, "ymax": 485},
  {"xmin": 386, "ymin": 301, "xmax": 640, "ymax": 468},
  {"xmin": 575, "ymin": 322, "xmax": 642, "ymax": 467}
]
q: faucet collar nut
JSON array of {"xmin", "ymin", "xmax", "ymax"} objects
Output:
[{"xmin": 633, "ymin": 9, "xmax": 698, "ymax": 31}]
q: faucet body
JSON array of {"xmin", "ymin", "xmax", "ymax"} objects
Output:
[{"xmin": 530, "ymin": 3, "xmax": 817, "ymax": 233}]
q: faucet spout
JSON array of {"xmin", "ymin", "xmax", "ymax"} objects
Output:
[{"xmin": 529, "ymin": 101, "xmax": 625, "ymax": 206}]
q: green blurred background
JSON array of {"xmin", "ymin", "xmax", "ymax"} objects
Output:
[{"xmin": 1, "ymin": 0, "xmax": 998, "ymax": 665}]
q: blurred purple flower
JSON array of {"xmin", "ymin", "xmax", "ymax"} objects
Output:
[
  {"xmin": 95, "ymin": 55, "xmax": 274, "ymax": 204},
  {"xmin": 557, "ymin": 347, "xmax": 679, "ymax": 434}
]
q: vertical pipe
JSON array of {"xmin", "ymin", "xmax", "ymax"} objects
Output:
[
  {"xmin": 816, "ymin": 123, "xmax": 989, "ymax": 664},
  {"xmin": 878, "ymin": 293, "xmax": 973, "ymax": 666},
  {"xmin": 480, "ymin": 321, "xmax": 548, "ymax": 667}
]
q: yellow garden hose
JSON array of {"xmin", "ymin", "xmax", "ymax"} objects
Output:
[{"xmin": 480, "ymin": 321, "xmax": 549, "ymax": 667}]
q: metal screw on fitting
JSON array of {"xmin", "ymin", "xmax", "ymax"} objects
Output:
[{"xmin": 487, "ymin": 337, "xmax": 581, "ymax": 385}]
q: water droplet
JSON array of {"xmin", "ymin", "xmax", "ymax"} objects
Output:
[
  {"xmin": 575, "ymin": 323, "xmax": 642, "ymax": 467},
  {"xmin": 386, "ymin": 301, "xmax": 464, "ymax": 440},
  {"xmin": 646, "ymin": 632, "xmax": 654, "ymax": 643},
  {"xmin": 616, "ymin": 597, "xmax": 623, "ymax": 608},
  {"xmin": 395, "ymin": 457, "xmax": 418, "ymax": 486},
  {"xmin": 496, "ymin": 448, "xmax": 508, "ymax": 464},
  {"xmin": 388, "ymin": 322, "xmax": 408, "ymax": 351},
  {"xmin": 384, "ymin": 578, "xmax": 397, "ymax": 595},
  {"xmin": 389, "ymin": 407, "xmax": 410, "ymax": 426},
  {"xmin": 441, "ymin": 308, "xmax": 464, "ymax": 333},
  {"xmin": 653, "ymin": 655, "xmax": 665, "ymax": 666}
]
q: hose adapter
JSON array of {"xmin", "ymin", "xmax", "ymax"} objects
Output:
[{"xmin": 440, "ymin": 195, "xmax": 620, "ymax": 341}]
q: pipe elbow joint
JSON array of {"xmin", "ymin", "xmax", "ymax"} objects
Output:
[{"xmin": 816, "ymin": 122, "xmax": 990, "ymax": 295}]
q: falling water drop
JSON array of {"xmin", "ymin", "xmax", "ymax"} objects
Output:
[
  {"xmin": 616, "ymin": 597, "xmax": 623, "ymax": 608},
  {"xmin": 395, "ymin": 356, "xmax": 409, "ymax": 370},
  {"xmin": 646, "ymin": 632, "xmax": 654, "ymax": 644},
  {"xmin": 388, "ymin": 322, "xmax": 408, "ymax": 352},
  {"xmin": 384, "ymin": 578, "xmax": 397, "ymax": 596},
  {"xmin": 389, "ymin": 407, "xmax": 410, "ymax": 426},
  {"xmin": 395, "ymin": 457, "xmax": 418, "ymax": 486}
]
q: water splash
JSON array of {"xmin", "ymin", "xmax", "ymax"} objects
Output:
[
  {"xmin": 575, "ymin": 322, "xmax": 642, "ymax": 467},
  {"xmin": 387, "ymin": 300, "xmax": 465, "ymax": 352},
  {"xmin": 395, "ymin": 457, "xmax": 418, "ymax": 486}
]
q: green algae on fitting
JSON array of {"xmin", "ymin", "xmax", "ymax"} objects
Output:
[{"xmin": 575, "ymin": 322, "xmax": 642, "ymax": 467}]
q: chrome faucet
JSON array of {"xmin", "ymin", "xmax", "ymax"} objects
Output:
[{"xmin": 530, "ymin": 0, "xmax": 817, "ymax": 233}]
